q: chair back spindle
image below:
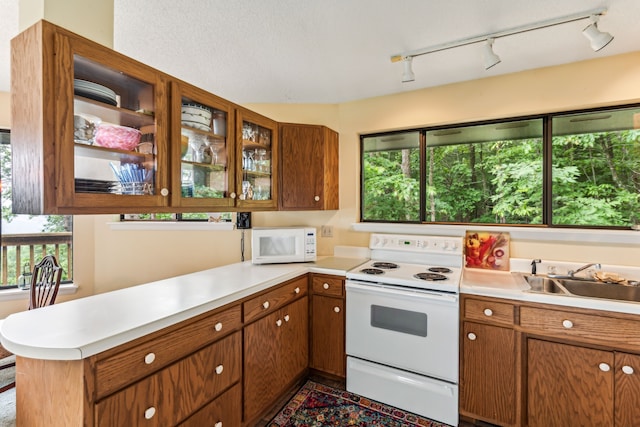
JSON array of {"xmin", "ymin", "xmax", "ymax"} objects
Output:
[{"xmin": 28, "ymin": 255, "xmax": 63, "ymax": 310}]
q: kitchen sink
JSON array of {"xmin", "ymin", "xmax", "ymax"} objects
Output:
[{"xmin": 516, "ymin": 273, "xmax": 640, "ymax": 303}]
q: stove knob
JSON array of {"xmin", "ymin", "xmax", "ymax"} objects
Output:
[
  {"xmin": 372, "ymin": 236, "xmax": 380, "ymax": 247},
  {"xmin": 442, "ymin": 241, "xmax": 450, "ymax": 250}
]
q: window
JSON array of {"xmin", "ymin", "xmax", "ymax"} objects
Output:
[
  {"xmin": 1, "ymin": 130, "xmax": 73, "ymax": 288},
  {"xmin": 120, "ymin": 212, "xmax": 233, "ymax": 222},
  {"xmin": 361, "ymin": 105, "xmax": 640, "ymax": 229}
]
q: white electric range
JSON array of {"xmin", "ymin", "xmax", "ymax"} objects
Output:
[{"xmin": 345, "ymin": 233, "xmax": 463, "ymax": 426}]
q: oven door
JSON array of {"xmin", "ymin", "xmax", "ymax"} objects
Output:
[{"xmin": 345, "ymin": 280, "xmax": 459, "ymax": 382}]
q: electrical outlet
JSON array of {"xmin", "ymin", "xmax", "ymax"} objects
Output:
[{"xmin": 321, "ymin": 225, "xmax": 333, "ymax": 237}]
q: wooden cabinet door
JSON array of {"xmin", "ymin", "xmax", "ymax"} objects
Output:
[
  {"xmin": 279, "ymin": 123, "xmax": 339, "ymax": 210},
  {"xmin": 311, "ymin": 295, "xmax": 345, "ymax": 377},
  {"xmin": 527, "ymin": 338, "xmax": 614, "ymax": 426},
  {"xmin": 280, "ymin": 296, "xmax": 309, "ymax": 385},
  {"xmin": 615, "ymin": 352, "xmax": 640, "ymax": 426},
  {"xmin": 460, "ymin": 321, "xmax": 516, "ymax": 426},
  {"xmin": 243, "ymin": 308, "xmax": 282, "ymax": 421}
]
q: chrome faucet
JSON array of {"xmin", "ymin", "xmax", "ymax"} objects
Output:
[{"xmin": 568, "ymin": 263, "xmax": 601, "ymax": 278}]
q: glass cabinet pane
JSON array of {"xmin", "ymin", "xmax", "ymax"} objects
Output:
[
  {"xmin": 180, "ymin": 100, "xmax": 229, "ymax": 200},
  {"xmin": 73, "ymin": 54, "xmax": 157, "ymax": 197},
  {"xmin": 241, "ymin": 120, "xmax": 272, "ymax": 201}
]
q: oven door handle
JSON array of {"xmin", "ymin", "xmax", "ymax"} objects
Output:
[{"xmin": 346, "ymin": 281, "xmax": 458, "ymax": 304}]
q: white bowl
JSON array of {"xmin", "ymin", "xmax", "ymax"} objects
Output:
[{"xmin": 181, "ymin": 104, "xmax": 212, "ymax": 128}]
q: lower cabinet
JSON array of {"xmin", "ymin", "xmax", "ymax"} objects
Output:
[
  {"xmin": 309, "ymin": 274, "xmax": 345, "ymax": 378},
  {"xmin": 460, "ymin": 322, "xmax": 516, "ymax": 426},
  {"xmin": 177, "ymin": 383, "xmax": 241, "ymax": 427},
  {"xmin": 95, "ymin": 331, "xmax": 241, "ymax": 426},
  {"xmin": 244, "ymin": 295, "xmax": 309, "ymax": 423}
]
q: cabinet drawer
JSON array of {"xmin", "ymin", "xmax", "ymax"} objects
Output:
[
  {"xmin": 464, "ymin": 297, "xmax": 515, "ymax": 326},
  {"xmin": 95, "ymin": 331, "xmax": 241, "ymax": 427},
  {"xmin": 95, "ymin": 304, "xmax": 241, "ymax": 399},
  {"xmin": 520, "ymin": 306, "xmax": 640, "ymax": 348},
  {"xmin": 312, "ymin": 274, "xmax": 344, "ymax": 297},
  {"xmin": 177, "ymin": 383, "xmax": 241, "ymax": 427},
  {"xmin": 243, "ymin": 275, "xmax": 308, "ymax": 323}
]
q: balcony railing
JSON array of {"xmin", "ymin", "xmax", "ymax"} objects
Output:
[{"xmin": 0, "ymin": 233, "xmax": 72, "ymax": 287}]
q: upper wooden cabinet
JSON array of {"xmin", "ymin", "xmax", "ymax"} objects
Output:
[
  {"xmin": 235, "ymin": 107, "xmax": 279, "ymax": 210},
  {"xmin": 279, "ymin": 123, "xmax": 339, "ymax": 210},
  {"xmin": 11, "ymin": 20, "xmax": 170, "ymax": 214},
  {"xmin": 171, "ymin": 81, "xmax": 236, "ymax": 209}
]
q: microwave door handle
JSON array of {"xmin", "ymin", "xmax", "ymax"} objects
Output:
[{"xmin": 346, "ymin": 281, "xmax": 458, "ymax": 304}]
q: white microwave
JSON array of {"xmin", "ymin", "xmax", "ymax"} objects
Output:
[{"xmin": 251, "ymin": 227, "xmax": 317, "ymax": 264}]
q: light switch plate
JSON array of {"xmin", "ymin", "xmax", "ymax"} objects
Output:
[{"xmin": 321, "ymin": 225, "xmax": 333, "ymax": 237}]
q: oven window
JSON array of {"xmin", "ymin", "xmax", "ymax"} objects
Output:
[{"xmin": 371, "ymin": 305, "xmax": 428, "ymax": 337}]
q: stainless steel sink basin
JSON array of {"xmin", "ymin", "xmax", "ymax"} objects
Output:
[
  {"xmin": 516, "ymin": 273, "xmax": 640, "ymax": 303},
  {"xmin": 557, "ymin": 279, "xmax": 640, "ymax": 303},
  {"xmin": 521, "ymin": 274, "xmax": 569, "ymax": 295}
]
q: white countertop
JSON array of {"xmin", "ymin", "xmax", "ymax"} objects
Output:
[{"xmin": 0, "ymin": 256, "xmax": 368, "ymax": 361}]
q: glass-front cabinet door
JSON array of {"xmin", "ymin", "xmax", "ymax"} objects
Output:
[
  {"xmin": 54, "ymin": 31, "xmax": 169, "ymax": 211},
  {"xmin": 236, "ymin": 108, "xmax": 278, "ymax": 210},
  {"xmin": 171, "ymin": 82, "xmax": 235, "ymax": 208}
]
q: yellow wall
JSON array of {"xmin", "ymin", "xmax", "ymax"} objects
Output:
[
  {"xmin": 0, "ymin": 92, "xmax": 9, "ymax": 129},
  {"xmin": 2, "ymin": 21, "xmax": 640, "ymax": 318}
]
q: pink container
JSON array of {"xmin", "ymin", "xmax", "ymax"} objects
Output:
[{"xmin": 94, "ymin": 124, "xmax": 141, "ymax": 150}]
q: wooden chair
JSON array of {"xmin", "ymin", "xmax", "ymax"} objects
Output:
[
  {"xmin": 0, "ymin": 255, "xmax": 63, "ymax": 392},
  {"xmin": 28, "ymin": 255, "xmax": 63, "ymax": 310}
]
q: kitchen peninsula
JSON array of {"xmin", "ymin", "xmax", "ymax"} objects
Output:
[{"xmin": 0, "ymin": 256, "xmax": 367, "ymax": 426}]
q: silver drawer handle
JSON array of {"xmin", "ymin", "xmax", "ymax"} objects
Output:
[
  {"xmin": 562, "ymin": 319, "xmax": 573, "ymax": 329},
  {"xmin": 144, "ymin": 407, "xmax": 156, "ymax": 419},
  {"xmin": 467, "ymin": 332, "xmax": 477, "ymax": 341},
  {"xmin": 622, "ymin": 365, "xmax": 634, "ymax": 375},
  {"xmin": 599, "ymin": 363, "xmax": 611, "ymax": 372},
  {"xmin": 483, "ymin": 308, "xmax": 493, "ymax": 316},
  {"xmin": 262, "ymin": 301, "xmax": 270, "ymax": 309},
  {"xmin": 294, "ymin": 287, "xmax": 300, "ymax": 294},
  {"xmin": 214, "ymin": 322, "xmax": 223, "ymax": 332},
  {"xmin": 215, "ymin": 364, "xmax": 224, "ymax": 375},
  {"xmin": 144, "ymin": 353, "xmax": 156, "ymax": 365},
  {"xmin": 334, "ymin": 306, "xmax": 341, "ymax": 313},
  {"xmin": 323, "ymin": 283, "xmax": 330, "ymax": 290}
]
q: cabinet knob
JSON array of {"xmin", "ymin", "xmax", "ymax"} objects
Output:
[
  {"xmin": 562, "ymin": 319, "xmax": 573, "ymax": 329},
  {"xmin": 144, "ymin": 407, "xmax": 156, "ymax": 420},
  {"xmin": 483, "ymin": 308, "xmax": 493, "ymax": 317},
  {"xmin": 215, "ymin": 422, "xmax": 222, "ymax": 427},
  {"xmin": 622, "ymin": 365, "xmax": 635, "ymax": 375},
  {"xmin": 294, "ymin": 287, "xmax": 300, "ymax": 294},
  {"xmin": 230, "ymin": 192, "xmax": 237, "ymax": 199},
  {"xmin": 284, "ymin": 314, "xmax": 290, "ymax": 322},
  {"xmin": 215, "ymin": 364, "xmax": 224, "ymax": 375},
  {"xmin": 323, "ymin": 283, "xmax": 330, "ymax": 290},
  {"xmin": 599, "ymin": 363, "xmax": 611, "ymax": 372},
  {"xmin": 262, "ymin": 301, "xmax": 270, "ymax": 309},
  {"xmin": 467, "ymin": 332, "xmax": 477, "ymax": 341},
  {"xmin": 276, "ymin": 319, "xmax": 283, "ymax": 327},
  {"xmin": 314, "ymin": 196, "xmax": 320, "ymax": 202},
  {"xmin": 160, "ymin": 188, "xmax": 169, "ymax": 197},
  {"xmin": 144, "ymin": 353, "xmax": 156, "ymax": 365},
  {"xmin": 214, "ymin": 322, "xmax": 223, "ymax": 332},
  {"xmin": 334, "ymin": 306, "xmax": 341, "ymax": 313}
]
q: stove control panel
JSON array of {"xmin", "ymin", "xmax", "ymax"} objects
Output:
[{"xmin": 370, "ymin": 233, "xmax": 462, "ymax": 255}]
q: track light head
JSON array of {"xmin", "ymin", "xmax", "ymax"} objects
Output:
[
  {"xmin": 401, "ymin": 56, "xmax": 415, "ymax": 83},
  {"xmin": 483, "ymin": 38, "xmax": 501, "ymax": 70},
  {"xmin": 583, "ymin": 14, "xmax": 614, "ymax": 52}
]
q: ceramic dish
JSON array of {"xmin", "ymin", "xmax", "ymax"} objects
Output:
[
  {"xmin": 94, "ymin": 123, "xmax": 141, "ymax": 150},
  {"xmin": 181, "ymin": 103, "xmax": 212, "ymax": 127},
  {"xmin": 74, "ymin": 79, "xmax": 118, "ymax": 106}
]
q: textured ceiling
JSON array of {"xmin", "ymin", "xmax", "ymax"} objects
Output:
[{"xmin": 1, "ymin": 0, "xmax": 640, "ymax": 104}]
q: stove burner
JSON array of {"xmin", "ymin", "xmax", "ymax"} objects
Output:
[
  {"xmin": 428, "ymin": 267, "xmax": 452, "ymax": 274},
  {"xmin": 361, "ymin": 268, "xmax": 385, "ymax": 275},
  {"xmin": 414, "ymin": 272, "xmax": 448, "ymax": 281},
  {"xmin": 371, "ymin": 262, "xmax": 399, "ymax": 269}
]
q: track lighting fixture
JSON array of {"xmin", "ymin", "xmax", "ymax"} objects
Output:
[
  {"xmin": 401, "ymin": 56, "xmax": 415, "ymax": 83},
  {"xmin": 392, "ymin": 7, "xmax": 613, "ymax": 83},
  {"xmin": 582, "ymin": 14, "xmax": 614, "ymax": 52},
  {"xmin": 483, "ymin": 38, "xmax": 501, "ymax": 70}
]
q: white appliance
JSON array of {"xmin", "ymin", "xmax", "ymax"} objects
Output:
[
  {"xmin": 346, "ymin": 233, "xmax": 463, "ymax": 426},
  {"xmin": 251, "ymin": 227, "xmax": 317, "ymax": 264}
]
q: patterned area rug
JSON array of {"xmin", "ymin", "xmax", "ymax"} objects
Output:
[{"xmin": 268, "ymin": 380, "xmax": 448, "ymax": 426}]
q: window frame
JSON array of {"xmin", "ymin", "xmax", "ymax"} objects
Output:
[{"xmin": 360, "ymin": 103, "xmax": 640, "ymax": 230}]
